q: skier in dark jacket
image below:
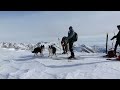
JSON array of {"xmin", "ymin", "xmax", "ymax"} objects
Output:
[
  {"xmin": 111, "ymin": 25, "xmax": 120, "ymax": 55},
  {"xmin": 66, "ymin": 26, "xmax": 78, "ymax": 59}
]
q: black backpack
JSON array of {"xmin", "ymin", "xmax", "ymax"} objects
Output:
[{"xmin": 73, "ymin": 32, "xmax": 78, "ymax": 42}]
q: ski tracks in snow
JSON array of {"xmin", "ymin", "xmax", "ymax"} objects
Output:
[{"xmin": 1, "ymin": 48, "xmax": 120, "ymax": 79}]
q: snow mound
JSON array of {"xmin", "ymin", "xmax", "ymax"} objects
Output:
[{"xmin": 8, "ymin": 61, "xmax": 47, "ymax": 79}]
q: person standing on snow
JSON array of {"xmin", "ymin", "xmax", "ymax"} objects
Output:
[
  {"xmin": 111, "ymin": 25, "xmax": 120, "ymax": 55},
  {"xmin": 66, "ymin": 26, "xmax": 78, "ymax": 59}
]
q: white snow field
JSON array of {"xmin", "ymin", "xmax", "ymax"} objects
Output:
[{"xmin": 0, "ymin": 41, "xmax": 120, "ymax": 79}]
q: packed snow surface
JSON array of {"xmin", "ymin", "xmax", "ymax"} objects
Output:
[{"xmin": 0, "ymin": 42, "xmax": 120, "ymax": 79}]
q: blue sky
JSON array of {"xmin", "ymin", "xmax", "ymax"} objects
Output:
[{"xmin": 0, "ymin": 11, "xmax": 120, "ymax": 43}]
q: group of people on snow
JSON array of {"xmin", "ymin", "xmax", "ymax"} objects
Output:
[
  {"xmin": 32, "ymin": 25, "xmax": 120, "ymax": 59},
  {"xmin": 61, "ymin": 25, "xmax": 120, "ymax": 59},
  {"xmin": 32, "ymin": 26, "xmax": 78, "ymax": 59}
]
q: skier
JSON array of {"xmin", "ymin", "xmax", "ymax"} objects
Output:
[
  {"xmin": 66, "ymin": 26, "xmax": 78, "ymax": 59},
  {"xmin": 111, "ymin": 25, "xmax": 120, "ymax": 55},
  {"xmin": 61, "ymin": 36, "xmax": 68, "ymax": 54}
]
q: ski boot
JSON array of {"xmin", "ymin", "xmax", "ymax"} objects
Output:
[
  {"xmin": 62, "ymin": 52, "xmax": 67, "ymax": 54},
  {"xmin": 68, "ymin": 56, "xmax": 75, "ymax": 59}
]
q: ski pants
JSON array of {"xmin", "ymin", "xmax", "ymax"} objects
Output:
[
  {"xmin": 68, "ymin": 41, "xmax": 74, "ymax": 57},
  {"xmin": 114, "ymin": 41, "xmax": 120, "ymax": 54}
]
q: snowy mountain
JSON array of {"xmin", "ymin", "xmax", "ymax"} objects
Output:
[{"xmin": 0, "ymin": 41, "xmax": 106, "ymax": 53}]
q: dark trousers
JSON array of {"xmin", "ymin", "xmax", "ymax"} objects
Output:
[
  {"xmin": 114, "ymin": 41, "xmax": 120, "ymax": 54},
  {"xmin": 69, "ymin": 41, "xmax": 74, "ymax": 57}
]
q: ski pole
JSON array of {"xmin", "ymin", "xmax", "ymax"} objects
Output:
[{"xmin": 106, "ymin": 33, "xmax": 108, "ymax": 54}]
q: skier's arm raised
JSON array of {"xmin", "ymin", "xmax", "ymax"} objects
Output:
[
  {"xmin": 111, "ymin": 31, "xmax": 120, "ymax": 40},
  {"xmin": 111, "ymin": 35, "xmax": 117, "ymax": 40}
]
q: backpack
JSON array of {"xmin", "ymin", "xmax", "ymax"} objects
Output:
[
  {"xmin": 73, "ymin": 32, "xmax": 78, "ymax": 42},
  {"xmin": 107, "ymin": 50, "xmax": 116, "ymax": 58}
]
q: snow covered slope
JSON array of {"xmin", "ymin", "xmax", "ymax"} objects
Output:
[
  {"xmin": 0, "ymin": 35, "xmax": 120, "ymax": 79},
  {"xmin": 0, "ymin": 46, "xmax": 120, "ymax": 79}
]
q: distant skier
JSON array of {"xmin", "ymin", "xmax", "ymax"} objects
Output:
[
  {"xmin": 111, "ymin": 25, "xmax": 120, "ymax": 55},
  {"xmin": 66, "ymin": 26, "xmax": 78, "ymax": 59}
]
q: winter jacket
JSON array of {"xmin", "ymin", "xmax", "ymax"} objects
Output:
[{"xmin": 67, "ymin": 29, "xmax": 76, "ymax": 43}]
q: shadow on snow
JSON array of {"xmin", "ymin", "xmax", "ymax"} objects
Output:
[
  {"xmin": 47, "ymin": 60, "xmax": 114, "ymax": 68},
  {"xmin": 14, "ymin": 55, "xmax": 50, "ymax": 61}
]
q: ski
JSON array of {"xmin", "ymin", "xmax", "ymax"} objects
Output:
[
  {"xmin": 52, "ymin": 56, "xmax": 82, "ymax": 60},
  {"xmin": 106, "ymin": 58, "xmax": 120, "ymax": 61}
]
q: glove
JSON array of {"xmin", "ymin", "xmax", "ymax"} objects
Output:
[
  {"xmin": 111, "ymin": 36, "xmax": 116, "ymax": 40},
  {"xmin": 111, "ymin": 37, "xmax": 114, "ymax": 40}
]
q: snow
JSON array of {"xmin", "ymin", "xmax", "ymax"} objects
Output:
[{"xmin": 0, "ymin": 41, "xmax": 120, "ymax": 79}]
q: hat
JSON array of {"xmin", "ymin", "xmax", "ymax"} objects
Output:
[
  {"xmin": 69, "ymin": 26, "xmax": 73, "ymax": 29},
  {"xmin": 117, "ymin": 25, "xmax": 120, "ymax": 28}
]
